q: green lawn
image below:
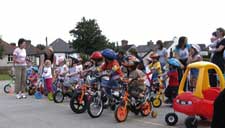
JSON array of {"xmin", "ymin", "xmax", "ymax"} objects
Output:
[{"xmin": 0, "ymin": 74, "xmax": 11, "ymax": 80}]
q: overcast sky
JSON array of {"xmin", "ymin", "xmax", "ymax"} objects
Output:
[{"xmin": 0, "ymin": 0, "xmax": 225, "ymax": 46}]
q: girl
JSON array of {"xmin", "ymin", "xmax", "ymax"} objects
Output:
[
  {"xmin": 187, "ymin": 44, "xmax": 202, "ymax": 90},
  {"xmin": 42, "ymin": 60, "xmax": 54, "ymax": 101}
]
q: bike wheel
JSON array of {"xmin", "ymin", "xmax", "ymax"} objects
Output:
[
  {"xmin": 115, "ymin": 102, "xmax": 128, "ymax": 122},
  {"xmin": 87, "ymin": 95, "xmax": 104, "ymax": 118},
  {"xmin": 152, "ymin": 98, "xmax": 162, "ymax": 108},
  {"xmin": 53, "ymin": 90, "xmax": 64, "ymax": 103},
  {"xmin": 140, "ymin": 101, "xmax": 152, "ymax": 116},
  {"xmin": 70, "ymin": 92, "xmax": 88, "ymax": 114},
  {"xmin": 4, "ymin": 84, "xmax": 11, "ymax": 94}
]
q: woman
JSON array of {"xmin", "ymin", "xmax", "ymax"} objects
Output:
[
  {"xmin": 13, "ymin": 38, "xmax": 27, "ymax": 99},
  {"xmin": 39, "ymin": 47, "xmax": 56, "ymax": 73},
  {"xmin": 209, "ymin": 28, "xmax": 225, "ymax": 87},
  {"xmin": 174, "ymin": 36, "xmax": 191, "ymax": 83},
  {"xmin": 156, "ymin": 40, "xmax": 168, "ymax": 71}
]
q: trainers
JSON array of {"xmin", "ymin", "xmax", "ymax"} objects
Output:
[
  {"xmin": 16, "ymin": 93, "xmax": 22, "ymax": 99},
  {"xmin": 21, "ymin": 93, "xmax": 27, "ymax": 99}
]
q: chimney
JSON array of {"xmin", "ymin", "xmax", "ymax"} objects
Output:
[
  {"xmin": 147, "ymin": 40, "xmax": 154, "ymax": 46},
  {"xmin": 121, "ymin": 40, "xmax": 128, "ymax": 47}
]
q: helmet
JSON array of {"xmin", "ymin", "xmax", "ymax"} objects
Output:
[
  {"xmin": 191, "ymin": 44, "xmax": 201, "ymax": 53},
  {"xmin": 32, "ymin": 67, "xmax": 39, "ymax": 73},
  {"xmin": 90, "ymin": 51, "xmax": 103, "ymax": 60},
  {"xmin": 34, "ymin": 91, "xmax": 43, "ymax": 99},
  {"xmin": 101, "ymin": 49, "xmax": 116, "ymax": 60},
  {"xmin": 127, "ymin": 55, "xmax": 140, "ymax": 66},
  {"xmin": 168, "ymin": 58, "xmax": 180, "ymax": 67},
  {"xmin": 149, "ymin": 52, "xmax": 159, "ymax": 59}
]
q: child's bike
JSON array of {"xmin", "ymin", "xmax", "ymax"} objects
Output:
[
  {"xmin": 114, "ymin": 78, "xmax": 157, "ymax": 122},
  {"xmin": 3, "ymin": 75, "xmax": 15, "ymax": 94}
]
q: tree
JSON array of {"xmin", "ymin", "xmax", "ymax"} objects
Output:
[
  {"xmin": 36, "ymin": 44, "xmax": 46, "ymax": 50},
  {"xmin": 70, "ymin": 17, "xmax": 113, "ymax": 55}
]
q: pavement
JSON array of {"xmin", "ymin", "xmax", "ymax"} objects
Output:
[{"xmin": 0, "ymin": 80, "xmax": 210, "ymax": 128}]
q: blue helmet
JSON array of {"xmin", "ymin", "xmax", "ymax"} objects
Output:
[
  {"xmin": 168, "ymin": 58, "xmax": 180, "ymax": 67},
  {"xmin": 32, "ymin": 66, "xmax": 39, "ymax": 73},
  {"xmin": 34, "ymin": 91, "xmax": 43, "ymax": 99},
  {"xmin": 101, "ymin": 48, "xmax": 116, "ymax": 60}
]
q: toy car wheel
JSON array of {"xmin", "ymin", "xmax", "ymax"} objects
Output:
[
  {"xmin": 4, "ymin": 84, "xmax": 11, "ymax": 93},
  {"xmin": 185, "ymin": 116, "xmax": 198, "ymax": 128},
  {"xmin": 152, "ymin": 98, "xmax": 162, "ymax": 108},
  {"xmin": 141, "ymin": 101, "xmax": 152, "ymax": 116},
  {"xmin": 53, "ymin": 90, "xmax": 64, "ymax": 103},
  {"xmin": 165, "ymin": 113, "xmax": 178, "ymax": 126},
  {"xmin": 115, "ymin": 102, "xmax": 128, "ymax": 122},
  {"xmin": 200, "ymin": 116, "xmax": 207, "ymax": 121},
  {"xmin": 70, "ymin": 91, "xmax": 88, "ymax": 114}
]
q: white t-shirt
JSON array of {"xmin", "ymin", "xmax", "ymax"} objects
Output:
[
  {"xmin": 57, "ymin": 64, "xmax": 69, "ymax": 79},
  {"xmin": 42, "ymin": 67, "xmax": 52, "ymax": 79},
  {"xmin": 157, "ymin": 48, "xmax": 168, "ymax": 65},
  {"xmin": 13, "ymin": 47, "xmax": 27, "ymax": 66}
]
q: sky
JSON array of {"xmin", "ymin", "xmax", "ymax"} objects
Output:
[{"xmin": 0, "ymin": 0, "xmax": 225, "ymax": 46}]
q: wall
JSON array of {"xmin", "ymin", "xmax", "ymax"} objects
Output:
[{"xmin": 0, "ymin": 55, "xmax": 13, "ymax": 67}]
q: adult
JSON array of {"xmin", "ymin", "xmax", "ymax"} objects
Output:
[
  {"xmin": 174, "ymin": 36, "xmax": 191, "ymax": 83},
  {"xmin": 13, "ymin": 38, "xmax": 27, "ymax": 99},
  {"xmin": 39, "ymin": 47, "xmax": 56, "ymax": 73},
  {"xmin": 156, "ymin": 40, "xmax": 168, "ymax": 71},
  {"xmin": 209, "ymin": 27, "xmax": 225, "ymax": 87}
]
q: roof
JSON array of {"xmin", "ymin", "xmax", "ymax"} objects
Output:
[
  {"xmin": 50, "ymin": 38, "xmax": 75, "ymax": 53},
  {"xmin": 187, "ymin": 61, "xmax": 219, "ymax": 69},
  {"xmin": 118, "ymin": 44, "xmax": 134, "ymax": 52},
  {"xmin": 0, "ymin": 39, "xmax": 40, "ymax": 55},
  {"xmin": 164, "ymin": 41, "xmax": 174, "ymax": 49},
  {"xmin": 0, "ymin": 39, "xmax": 16, "ymax": 54},
  {"xmin": 136, "ymin": 45, "xmax": 154, "ymax": 53}
]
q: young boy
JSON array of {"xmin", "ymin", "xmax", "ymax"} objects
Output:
[
  {"xmin": 125, "ymin": 55, "xmax": 146, "ymax": 99},
  {"xmin": 99, "ymin": 49, "xmax": 124, "ymax": 96}
]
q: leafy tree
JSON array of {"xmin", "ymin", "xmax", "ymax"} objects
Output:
[
  {"xmin": 36, "ymin": 44, "xmax": 46, "ymax": 50},
  {"xmin": 70, "ymin": 17, "xmax": 114, "ymax": 55}
]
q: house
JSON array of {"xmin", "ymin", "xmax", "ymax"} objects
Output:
[
  {"xmin": 0, "ymin": 39, "xmax": 40, "ymax": 70},
  {"xmin": 117, "ymin": 40, "xmax": 135, "ymax": 54},
  {"xmin": 137, "ymin": 40, "xmax": 175, "ymax": 65},
  {"xmin": 49, "ymin": 38, "xmax": 78, "ymax": 65}
]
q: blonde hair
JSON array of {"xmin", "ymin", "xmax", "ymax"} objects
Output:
[{"xmin": 45, "ymin": 59, "xmax": 51, "ymax": 66}]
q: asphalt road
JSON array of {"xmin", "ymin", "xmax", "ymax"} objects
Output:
[{"xmin": 0, "ymin": 81, "xmax": 210, "ymax": 128}]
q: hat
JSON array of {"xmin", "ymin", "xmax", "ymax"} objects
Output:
[
  {"xmin": 32, "ymin": 67, "xmax": 39, "ymax": 73},
  {"xmin": 191, "ymin": 44, "xmax": 201, "ymax": 53},
  {"xmin": 34, "ymin": 91, "xmax": 43, "ymax": 99}
]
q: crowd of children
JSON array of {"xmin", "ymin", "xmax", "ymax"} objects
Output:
[{"xmin": 15, "ymin": 44, "xmax": 204, "ymax": 106}]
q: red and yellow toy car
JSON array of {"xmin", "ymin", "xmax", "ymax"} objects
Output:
[{"xmin": 165, "ymin": 61, "xmax": 225, "ymax": 128}]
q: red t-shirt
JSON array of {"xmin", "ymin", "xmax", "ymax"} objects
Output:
[
  {"xmin": 167, "ymin": 70, "xmax": 179, "ymax": 87},
  {"xmin": 101, "ymin": 60, "xmax": 123, "ymax": 77}
]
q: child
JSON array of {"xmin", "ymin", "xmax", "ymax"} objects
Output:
[
  {"xmin": 187, "ymin": 44, "xmax": 202, "ymax": 90},
  {"xmin": 63, "ymin": 58, "xmax": 79, "ymax": 89},
  {"xmin": 26, "ymin": 60, "xmax": 33, "ymax": 84},
  {"xmin": 56, "ymin": 57, "xmax": 68, "ymax": 81},
  {"xmin": 125, "ymin": 55, "xmax": 146, "ymax": 99},
  {"xmin": 27, "ymin": 66, "xmax": 39, "ymax": 95},
  {"xmin": 148, "ymin": 53, "xmax": 162, "ymax": 81},
  {"xmin": 164, "ymin": 58, "xmax": 180, "ymax": 104},
  {"xmin": 98, "ymin": 49, "xmax": 124, "ymax": 96},
  {"xmin": 42, "ymin": 59, "xmax": 54, "ymax": 101},
  {"xmin": 148, "ymin": 52, "xmax": 163, "ymax": 91}
]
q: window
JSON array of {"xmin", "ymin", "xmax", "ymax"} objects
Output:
[{"xmin": 8, "ymin": 54, "xmax": 13, "ymax": 63}]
